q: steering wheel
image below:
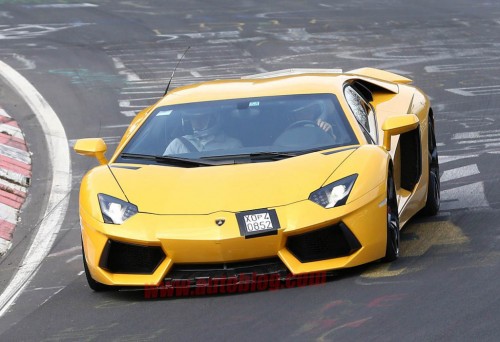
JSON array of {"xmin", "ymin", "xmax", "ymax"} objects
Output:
[
  {"xmin": 285, "ymin": 120, "xmax": 318, "ymax": 130},
  {"xmin": 286, "ymin": 119, "xmax": 339, "ymax": 142}
]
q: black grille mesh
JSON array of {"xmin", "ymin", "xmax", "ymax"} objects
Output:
[
  {"xmin": 167, "ymin": 258, "xmax": 288, "ymax": 281},
  {"xmin": 286, "ymin": 223, "xmax": 361, "ymax": 263},
  {"xmin": 99, "ymin": 239, "xmax": 165, "ymax": 274}
]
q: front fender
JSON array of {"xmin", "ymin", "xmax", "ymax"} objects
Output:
[
  {"xmin": 325, "ymin": 145, "xmax": 390, "ymax": 204},
  {"xmin": 79, "ymin": 165, "xmax": 127, "ymax": 223}
]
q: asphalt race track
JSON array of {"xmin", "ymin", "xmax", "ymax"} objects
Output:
[{"xmin": 0, "ymin": 0, "xmax": 499, "ymax": 340}]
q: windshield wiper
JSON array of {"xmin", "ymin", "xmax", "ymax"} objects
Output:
[
  {"xmin": 248, "ymin": 148, "xmax": 339, "ymax": 160},
  {"xmin": 120, "ymin": 153, "xmax": 219, "ymax": 167},
  {"xmin": 248, "ymin": 151, "xmax": 298, "ymax": 160},
  {"xmin": 201, "ymin": 151, "xmax": 299, "ymax": 162}
]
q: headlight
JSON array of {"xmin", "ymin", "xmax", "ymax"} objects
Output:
[
  {"xmin": 98, "ymin": 194, "xmax": 138, "ymax": 224},
  {"xmin": 309, "ymin": 174, "xmax": 358, "ymax": 208}
]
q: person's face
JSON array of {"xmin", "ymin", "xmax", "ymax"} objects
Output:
[
  {"xmin": 190, "ymin": 114, "xmax": 210, "ymax": 131},
  {"xmin": 294, "ymin": 110, "xmax": 315, "ymax": 121}
]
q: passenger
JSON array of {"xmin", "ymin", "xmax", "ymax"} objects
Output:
[
  {"xmin": 273, "ymin": 101, "xmax": 338, "ymax": 148},
  {"xmin": 164, "ymin": 110, "xmax": 242, "ymax": 155},
  {"xmin": 289, "ymin": 102, "xmax": 335, "ymax": 137}
]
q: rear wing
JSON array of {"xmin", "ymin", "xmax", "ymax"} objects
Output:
[
  {"xmin": 242, "ymin": 68, "xmax": 343, "ymax": 79},
  {"xmin": 347, "ymin": 67, "xmax": 412, "ymax": 84},
  {"xmin": 241, "ymin": 67, "xmax": 411, "ymax": 94}
]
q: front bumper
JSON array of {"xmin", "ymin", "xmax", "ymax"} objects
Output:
[{"xmin": 81, "ymin": 183, "xmax": 387, "ymax": 286}]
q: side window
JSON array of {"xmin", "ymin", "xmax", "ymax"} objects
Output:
[{"xmin": 344, "ymin": 85, "xmax": 378, "ymax": 143}]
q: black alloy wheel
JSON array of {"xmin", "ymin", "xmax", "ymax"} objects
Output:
[
  {"xmin": 82, "ymin": 238, "xmax": 111, "ymax": 292},
  {"xmin": 423, "ymin": 115, "xmax": 440, "ymax": 216},
  {"xmin": 383, "ymin": 170, "xmax": 400, "ymax": 262}
]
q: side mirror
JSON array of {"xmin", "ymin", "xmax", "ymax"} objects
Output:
[
  {"xmin": 382, "ymin": 114, "xmax": 419, "ymax": 151},
  {"xmin": 74, "ymin": 138, "xmax": 108, "ymax": 165}
]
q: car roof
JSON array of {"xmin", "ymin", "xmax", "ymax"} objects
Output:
[
  {"xmin": 158, "ymin": 73, "xmax": 350, "ymax": 106},
  {"xmin": 157, "ymin": 67, "xmax": 411, "ymax": 107}
]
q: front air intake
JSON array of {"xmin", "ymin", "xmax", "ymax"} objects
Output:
[
  {"xmin": 99, "ymin": 239, "xmax": 165, "ymax": 274},
  {"xmin": 286, "ymin": 223, "xmax": 361, "ymax": 263}
]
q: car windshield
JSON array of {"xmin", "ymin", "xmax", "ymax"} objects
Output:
[{"xmin": 117, "ymin": 93, "xmax": 358, "ymax": 165}]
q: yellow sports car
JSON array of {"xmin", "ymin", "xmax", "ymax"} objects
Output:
[{"xmin": 75, "ymin": 68, "xmax": 439, "ymax": 291}]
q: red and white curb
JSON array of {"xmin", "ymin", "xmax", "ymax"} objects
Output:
[
  {"xmin": 0, "ymin": 107, "xmax": 31, "ymax": 255},
  {"xmin": 0, "ymin": 59, "xmax": 70, "ymax": 317}
]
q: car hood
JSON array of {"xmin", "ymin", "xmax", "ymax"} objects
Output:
[{"xmin": 110, "ymin": 148, "xmax": 356, "ymax": 214}]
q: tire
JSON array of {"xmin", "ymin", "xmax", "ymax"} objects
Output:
[
  {"xmin": 383, "ymin": 170, "xmax": 400, "ymax": 262},
  {"xmin": 423, "ymin": 116, "xmax": 440, "ymax": 216},
  {"xmin": 81, "ymin": 239, "xmax": 111, "ymax": 292}
]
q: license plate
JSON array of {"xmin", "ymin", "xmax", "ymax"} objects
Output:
[{"xmin": 236, "ymin": 209, "xmax": 280, "ymax": 238}]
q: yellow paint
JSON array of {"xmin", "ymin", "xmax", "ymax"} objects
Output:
[
  {"xmin": 382, "ymin": 114, "xmax": 419, "ymax": 151},
  {"xmin": 403, "ymin": 220, "xmax": 469, "ymax": 257},
  {"xmin": 347, "ymin": 67, "xmax": 413, "ymax": 84},
  {"xmin": 362, "ymin": 219, "xmax": 469, "ymax": 278},
  {"xmin": 75, "ymin": 68, "xmax": 435, "ymax": 286},
  {"xmin": 450, "ymin": 251, "xmax": 500, "ymax": 270},
  {"xmin": 79, "ymin": 148, "xmax": 391, "ymax": 285},
  {"xmin": 74, "ymin": 138, "xmax": 108, "ymax": 165}
]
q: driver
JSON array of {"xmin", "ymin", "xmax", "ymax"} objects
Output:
[{"xmin": 164, "ymin": 110, "xmax": 242, "ymax": 155}]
